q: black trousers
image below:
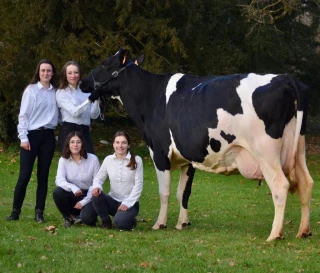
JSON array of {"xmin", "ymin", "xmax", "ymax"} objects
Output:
[
  {"xmin": 53, "ymin": 187, "xmax": 97, "ymax": 226},
  {"xmin": 12, "ymin": 129, "xmax": 56, "ymax": 211},
  {"xmin": 92, "ymin": 192, "xmax": 139, "ymax": 230},
  {"xmin": 58, "ymin": 122, "xmax": 94, "ymax": 154}
]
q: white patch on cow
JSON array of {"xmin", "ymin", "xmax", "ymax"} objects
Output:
[
  {"xmin": 111, "ymin": 95, "xmax": 123, "ymax": 105},
  {"xmin": 166, "ymin": 73, "xmax": 184, "ymax": 105},
  {"xmin": 166, "ymin": 130, "xmax": 189, "ymax": 170},
  {"xmin": 192, "ymin": 83, "xmax": 203, "ymax": 90},
  {"xmin": 236, "ymin": 73, "xmax": 277, "ymax": 106},
  {"xmin": 148, "ymin": 147, "xmax": 154, "ymax": 161}
]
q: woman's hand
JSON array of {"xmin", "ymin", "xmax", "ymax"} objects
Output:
[
  {"xmin": 74, "ymin": 202, "xmax": 83, "ymax": 209},
  {"xmin": 74, "ymin": 190, "xmax": 83, "ymax": 197},
  {"xmin": 92, "ymin": 188, "xmax": 102, "ymax": 197},
  {"xmin": 21, "ymin": 142, "xmax": 31, "ymax": 151},
  {"xmin": 118, "ymin": 204, "xmax": 128, "ymax": 211}
]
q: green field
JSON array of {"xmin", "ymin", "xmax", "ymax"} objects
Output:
[{"xmin": 1, "ymin": 121, "xmax": 319, "ymax": 273}]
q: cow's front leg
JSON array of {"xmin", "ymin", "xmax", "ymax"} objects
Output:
[
  {"xmin": 152, "ymin": 169, "xmax": 171, "ymax": 230},
  {"xmin": 176, "ymin": 164, "xmax": 195, "ymax": 229}
]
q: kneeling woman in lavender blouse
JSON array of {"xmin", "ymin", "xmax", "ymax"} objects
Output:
[{"xmin": 53, "ymin": 131, "xmax": 100, "ymax": 228}]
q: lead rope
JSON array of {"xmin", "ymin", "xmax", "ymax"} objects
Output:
[{"xmin": 99, "ymin": 96, "xmax": 107, "ymax": 121}]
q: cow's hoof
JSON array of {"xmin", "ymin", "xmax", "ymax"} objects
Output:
[
  {"xmin": 152, "ymin": 223, "xmax": 167, "ymax": 230},
  {"xmin": 182, "ymin": 222, "xmax": 191, "ymax": 227},
  {"xmin": 266, "ymin": 234, "xmax": 284, "ymax": 242},
  {"xmin": 301, "ymin": 232, "xmax": 312, "ymax": 238}
]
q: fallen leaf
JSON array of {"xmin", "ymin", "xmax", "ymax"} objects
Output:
[
  {"xmin": 44, "ymin": 225, "xmax": 56, "ymax": 235},
  {"xmin": 140, "ymin": 262, "xmax": 149, "ymax": 268}
]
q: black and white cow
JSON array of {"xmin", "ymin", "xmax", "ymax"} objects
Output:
[{"xmin": 80, "ymin": 48, "xmax": 314, "ymax": 241}]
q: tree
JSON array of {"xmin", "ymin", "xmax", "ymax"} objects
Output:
[{"xmin": 0, "ymin": 0, "xmax": 319, "ymax": 141}]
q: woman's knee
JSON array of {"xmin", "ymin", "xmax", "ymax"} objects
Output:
[
  {"xmin": 52, "ymin": 187, "xmax": 66, "ymax": 200},
  {"xmin": 81, "ymin": 215, "xmax": 97, "ymax": 226},
  {"xmin": 114, "ymin": 213, "xmax": 132, "ymax": 230}
]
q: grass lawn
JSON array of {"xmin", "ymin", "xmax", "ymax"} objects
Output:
[{"xmin": 0, "ymin": 120, "xmax": 319, "ymax": 273}]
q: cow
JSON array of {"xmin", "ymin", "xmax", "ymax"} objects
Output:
[{"xmin": 80, "ymin": 48, "xmax": 314, "ymax": 241}]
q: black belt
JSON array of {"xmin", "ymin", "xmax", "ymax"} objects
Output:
[
  {"xmin": 62, "ymin": 122, "xmax": 89, "ymax": 128},
  {"xmin": 36, "ymin": 127, "xmax": 52, "ymax": 130}
]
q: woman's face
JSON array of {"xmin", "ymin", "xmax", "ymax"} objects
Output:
[
  {"xmin": 66, "ymin": 64, "xmax": 80, "ymax": 88},
  {"xmin": 113, "ymin": 135, "xmax": 129, "ymax": 158},
  {"xmin": 39, "ymin": 63, "xmax": 54, "ymax": 85},
  {"xmin": 69, "ymin": 136, "xmax": 82, "ymax": 155}
]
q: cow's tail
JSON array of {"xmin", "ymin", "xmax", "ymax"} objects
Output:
[{"xmin": 288, "ymin": 75, "xmax": 309, "ymax": 193}]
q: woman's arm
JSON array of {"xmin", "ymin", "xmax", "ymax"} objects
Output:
[
  {"xmin": 17, "ymin": 87, "xmax": 33, "ymax": 143},
  {"xmin": 80, "ymin": 155, "xmax": 101, "ymax": 206},
  {"xmin": 122, "ymin": 156, "xmax": 144, "ymax": 208},
  {"xmin": 92, "ymin": 156, "xmax": 110, "ymax": 190},
  {"xmin": 90, "ymin": 99, "xmax": 101, "ymax": 119},
  {"xmin": 56, "ymin": 89, "xmax": 91, "ymax": 118},
  {"xmin": 55, "ymin": 158, "xmax": 80, "ymax": 194}
]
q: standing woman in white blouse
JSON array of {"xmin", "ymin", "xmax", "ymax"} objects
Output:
[
  {"xmin": 53, "ymin": 131, "xmax": 100, "ymax": 228},
  {"xmin": 6, "ymin": 59, "xmax": 59, "ymax": 223},
  {"xmin": 56, "ymin": 61, "xmax": 100, "ymax": 154},
  {"xmin": 91, "ymin": 130, "xmax": 143, "ymax": 230}
]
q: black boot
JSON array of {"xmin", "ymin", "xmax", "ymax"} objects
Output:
[
  {"xmin": 6, "ymin": 208, "xmax": 21, "ymax": 221},
  {"xmin": 101, "ymin": 218, "xmax": 113, "ymax": 229},
  {"xmin": 35, "ymin": 209, "xmax": 45, "ymax": 223}
]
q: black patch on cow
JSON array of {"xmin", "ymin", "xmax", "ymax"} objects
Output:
[
  {"xmin": 221, "ymin": 131, "xmax": 236, "ymax": 144},
  {"xmin": 182, "ymin": 164, "xmax": 195, "ymax": 209},
  {"xmin": 210, "ymin": 138, "xmax": 221, "ymax": 153},
  {"xmin": 167, "ymin": 74, "xmax": 246, "ymax": 162},
  {"xmin": 252, "ymin": 75, "xmax": 296, "ymax": 139}
]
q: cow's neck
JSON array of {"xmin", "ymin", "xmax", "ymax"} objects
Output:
[{"xmin": 120, "ymin": 68, "xmax": 172, "ymax": 142}]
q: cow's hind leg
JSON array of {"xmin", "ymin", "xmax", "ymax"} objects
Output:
[
  {"xmin": 176, "ymin": 164, "xmax": 195, "ymax": 229},
  {"xmin": 294, "ymin": 137, "xmax": 314, "ymax": 238},
  {"xmin": 260, "ymin": 163, "xmax": 290, "ymax": 241},
  {"xmin": 152, "ymin": 169, "xmax": 171, "ymax": 230}
]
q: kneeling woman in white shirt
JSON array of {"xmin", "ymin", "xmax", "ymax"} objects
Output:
[
  {"xmin": 91, "ymin": 130, "xmax": 143, "ymax": 230},
  {"xmin": 53, "ymin": 131, "xmax": 100, "ymax": 228}
]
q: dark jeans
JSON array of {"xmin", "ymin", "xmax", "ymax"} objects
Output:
[
  {"xmin": 58, "ymin": 122, "xmax": 94, "ymax": 154},
  {"xmin": 92, "ymin": 192, "xmax": 139, "ymax": 230},
  {"xmin": 11, "ymin": 129, "xmax": 56, "ymax": 212},
  {"xmin": 53, "ymin": 187, "xmax": 97, "ymax": 226}
]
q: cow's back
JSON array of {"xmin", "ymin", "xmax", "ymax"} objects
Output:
[{"xmin": 165, "ymin": 73, "xmax": 301, "ymax": 179}]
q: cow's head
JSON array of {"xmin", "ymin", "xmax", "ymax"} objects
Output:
[{"xmin": 80, "ymin": 48, "xmax": 145, "ymax": 98}]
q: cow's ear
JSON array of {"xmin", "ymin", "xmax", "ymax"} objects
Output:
[
  {"xmin": 134, "ymin": 54, "xmax": 145, "ymax": 66},
  {"xmin": 118, "ymin": 48, "xmax": 130, "ymax": 64}
]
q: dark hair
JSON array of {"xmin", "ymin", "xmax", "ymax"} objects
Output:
[
  {"xmin": 30, "ymin": 59, "xmax": 56, "ymax": 87},
  {"xmin": 59, "ymin": 61, "xmax": 81, "ymax": 89},
  {"xmin": 114, "ymin": 130, "xmax": 137, "ymax": 170},
  {"xmin": 62, "ymin": 131, "xmax": 88, "ymax": 159}
]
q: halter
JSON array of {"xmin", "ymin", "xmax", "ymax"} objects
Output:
[
  {"xmin": 90, "ymin": 61, "xmax": 134, "ymax": 91},
  {"xmin": 90, "ymin": 61, "xmax": 134, "ymax": 120}
]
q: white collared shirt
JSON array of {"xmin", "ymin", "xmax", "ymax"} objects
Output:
[
  {"xmin": 92, "ymin": 152, "xmax": 143, "ymax": 208},
  {"xmin": 17, "ymin": 82, "xmax": 59, "ymax": 142},
  {"xmin": 55, "ymin": 153, "xmax": 100, "ymax": 206},
  {"xmin": 56, "ymin": 85, "xmax": 100, "ymax": 125}
]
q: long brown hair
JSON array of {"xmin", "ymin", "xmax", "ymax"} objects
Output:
[
  {"xmin": 62, "ymin": 131, "xmax": 88, "ymax": 159},
  {"xmin": 30, "ymin": 59, "xmax": 56, "ymax": 87},
  {"xmin": 114, "ymin": 130, "xmax": 137, "ymax": 170},
  {"xmin": 59, "ymin": 61, "xmax": 81, "ymax": 89}
]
